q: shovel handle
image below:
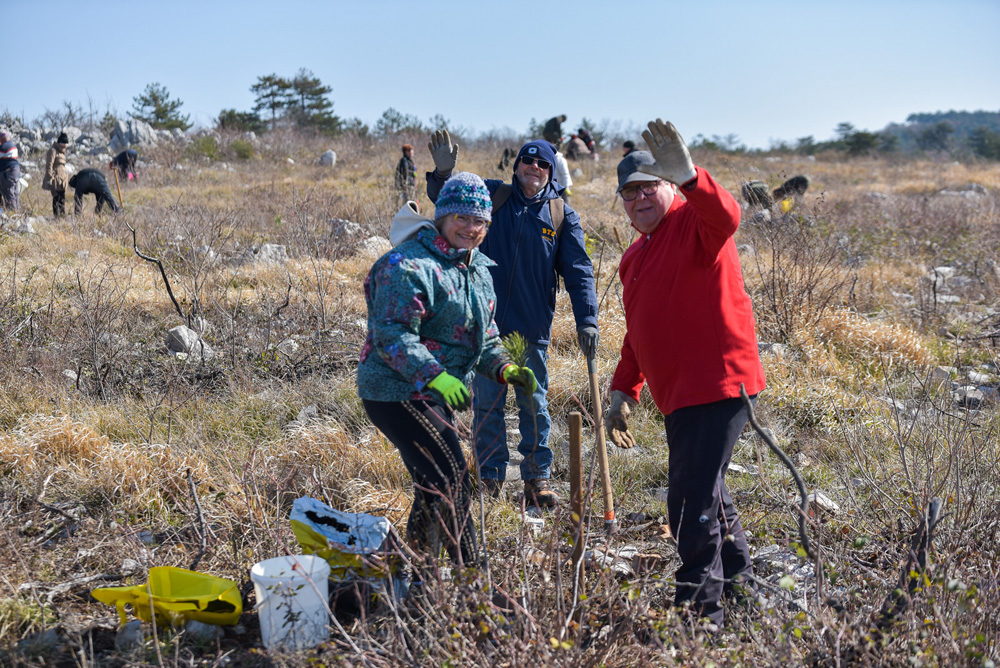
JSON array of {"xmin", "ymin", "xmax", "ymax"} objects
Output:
[{"xmin": 587, "ymin": 353, "xmax": 617, "ymax": 535}]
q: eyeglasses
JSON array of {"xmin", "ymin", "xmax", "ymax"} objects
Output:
[
  {"xmin": 520, "ymin": 156, "xmax": 552, "ymax": 170},
  {"xmin": 453, "ymin": 214, "xmax": 489, "ymax": 230},
  {"xmin": 619, "ymin": 181, "xmax": 662, "ymax": 201}
]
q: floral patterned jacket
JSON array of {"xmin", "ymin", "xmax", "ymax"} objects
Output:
[{"xmin": 357, "ymin": 227, "xmax": 509, "ymax": 403}]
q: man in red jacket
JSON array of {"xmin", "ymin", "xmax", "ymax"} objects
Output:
[{"xmin": 605, "ymin": 119, "xmax": 766, "ymax": 627}]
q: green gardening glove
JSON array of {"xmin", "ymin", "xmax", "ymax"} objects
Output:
[
  {"xmin": 638, "ymin": 119, "xmax": 697, "ymax": 186},
  {"xmin": 428, "ymin": 130, "xmax": 459, "ymax": 177},
  {"xmin": 427, "ymin": 372, "xmax": 471, "ymax": 411},
  {"xmin": 502, "ymin": 364, "xmax": 538, "ymax": 392}
]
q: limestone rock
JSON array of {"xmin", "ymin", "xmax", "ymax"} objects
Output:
[
  {"xmin": 319, "ymin": 150, "xmax": 337, "ymax": 167},
  {"xmin": 165, "ymin": 326, "xmax": 215, "ymax": 361}
]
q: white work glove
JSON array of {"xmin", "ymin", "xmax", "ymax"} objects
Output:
[
  {"xmin": 428, "ymin": 130, "xmax": 459, "ymax": 177},
  {"xmin": 605, "ymin": 390, "xmax": 638, "ymax": 449},
  {"xmin": 638, "ymin": 119, "xmax": 697, "ymax": 186}
]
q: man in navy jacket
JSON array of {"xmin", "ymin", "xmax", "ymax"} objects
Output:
[{"xmin": 426, "ymin": 133, "xmax": 598, "ymax": 507}]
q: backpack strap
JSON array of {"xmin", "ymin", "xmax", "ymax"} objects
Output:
[
  {"xmin": 549, "ymin": 197, "xmax": 565, "ymax": 237},
  {"xmin": 491, "ymin": 183, "xmax": 513, "ymax": 215}
]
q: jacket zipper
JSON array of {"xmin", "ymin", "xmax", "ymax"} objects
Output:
[{"xmin": 631, "ymin": 234, "xmax": 652, "ymax": 282}]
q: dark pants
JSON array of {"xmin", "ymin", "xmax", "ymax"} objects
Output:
[
  {"xmin": 362, "ymin": 399, "xmax": 478, "ymax": 568},
  {"xmin": 665, "ymin": 395, "xmax": 754, "ymax": 625},
  {"xmin": 0, "ymin": 164, "xmax": 20, "ymax": 211},
  {"xmin": 74, "ymin": 187, "xmax": 119, "ymax": 214},
  {"xmin": 52, "ymin": 189, "xmax": 66, "ymax": 217}
]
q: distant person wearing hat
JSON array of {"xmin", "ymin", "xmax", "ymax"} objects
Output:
[
  {"xmin": 357, "ymin": 171, "xmax": 535, "ymax": 569},
  {"xmin": 0, "ymin": 130, "xmax": 20, "ymax": 211},
  {"xmin": 622, "ymin": 140, "xmax": 637, "ymax": 157},
  {"xmin": 43, "ymin": 132, "xmax": 72, "ymax": 217},
  {"xmin": 604, "ymin": 119, "xmax": 766, "ymax": 628},
  {"xmin": 69, "ymin": 168, "xmax": 120, "ymax": 214},
  {"xmin": 425, "ymin": 131, "xmax": 598, "ymax": 508},
  {"xmin": 394, "ymin": 144, "xmax": 417, "ymax": 205},
  {"xmin": 109, "ymin": 149, "xmax": 138, "ymax": 183},
  {"xmin": 577, "ymin": 127, "xmax": 596, "ymax": 154},
  {"xmin": 542, "ymin": 114, "xmax": 566, "ymax": 147}
]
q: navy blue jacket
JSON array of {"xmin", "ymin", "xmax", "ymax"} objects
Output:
[{"xmin": 428, "ymin": 170, "xmax": 597, "ymax": 345}]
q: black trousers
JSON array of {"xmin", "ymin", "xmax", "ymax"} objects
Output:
[
  {"xmin": 362, "ymin": 399, "xmax": 477, "ymax": 568},
  {"xmin": 664, "ymin": 395, "xmax": 755, "ymax": 625},
  {"xmin": 52, "ymin": 189, "xmax": 65, "ymax": 217},
  {"xmin": 74, "ymin": 187, "xmax": 119, "ymax": 214}
]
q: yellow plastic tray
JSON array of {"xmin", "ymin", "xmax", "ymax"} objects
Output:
[{"xmin": 92, "ymin": 566, "xmax": 242, "ymax": 627}]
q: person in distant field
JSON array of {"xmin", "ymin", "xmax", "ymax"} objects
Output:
[
  {"xmin": 542, "ymin": 115, "xmax": 566, "ymax": 147},
  {"xmin": 605, "ymin": 119, "xmax": 766, "ymax": 629},
  {"xmin": 622, "ymin": 140, "xmax": 637, "ymax": 157},
  {"xmin": 0, "ymin": 130, "xmax": 20, "ymax": 211},
  {"xmin": 395, "ymin": 144, "xmax": 417, "ymax": 205},
  {"xmin": 109, "ymin": 149, "xmax": 138, "ymax": 183},
  {"xmin": 426, "ymin": 131, "xmax": 598, "ymax": 508},
  {"xmin": 69, "ymin": 168, "xmax": 120, "ymax": 214},
  {"xmin": 564, "ymin": 134, "xmax": 590, "ymax": 160},
  {"xmin": 43, "ymin": 132, "xmax": 71, "ymax": 217},
  {"xmin": 551, "ymin": 141, "xmax": 573, "ymax": 205},
  {"xmin": 577, "ymin": 127, "xmax": 596, "ymax": 154}
]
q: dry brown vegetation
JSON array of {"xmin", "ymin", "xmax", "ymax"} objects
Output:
[{"xmin": 1, "ymin": 131, "xmax": 999, "ymax": 666}]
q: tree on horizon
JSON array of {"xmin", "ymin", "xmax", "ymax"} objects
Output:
[{"xmin": 131, "ymin": 83, "xmax": 191, "ymax": 131}]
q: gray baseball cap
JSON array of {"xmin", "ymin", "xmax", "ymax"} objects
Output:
[{"xmin": 616, "ymin": 150, "xmax": 661, "ymax": 192}]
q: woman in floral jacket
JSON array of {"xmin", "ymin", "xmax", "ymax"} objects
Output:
[{"xmin": 357, "ymin": 172, "xmax": 535, "ymax": 568}]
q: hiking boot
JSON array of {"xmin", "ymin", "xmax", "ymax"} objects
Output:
[
  {"xmin": 480, "ymin": 478, "xmax": 504, "ymax": 498},
  {"xmin": 524, "ymin": 479, "xmax": 561, "ymax": 508}
]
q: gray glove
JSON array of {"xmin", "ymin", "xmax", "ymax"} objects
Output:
[
  {"xmin": 638, "ymin": 119, "xmax": 697, "ymax": 186},
  {"xmin": 577, "ymin": 325, "xmax": 599, "ymax": 359},
  {"xmin": 606, "ymin": 390, "xmax": 637, "ymax": 449},
  {"xmin": 428, "ymin": 130, "xmax": 459, "ymax": 177}
]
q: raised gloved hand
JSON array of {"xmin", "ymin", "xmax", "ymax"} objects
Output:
[
  {"xmin": 577, "ymin": 325, "xmax": 599, "ymax": 359},
  {"xmin": 606, "ymin": 390, "xmax": 637, "ymax": 449},
  {"xmin": 637, "ymin": 119, "xmax": 697, "ymax": 186},
  {"xmin": 502, "ymin": 364, "xmax": 538, "ymax": 392},
  {"xmin": 428, "ymin": 372, "xmax": 471, "ymax": 411},
  {"xmin": 428, "ymin": 130, "xmax": 459, "ymax": 177}
]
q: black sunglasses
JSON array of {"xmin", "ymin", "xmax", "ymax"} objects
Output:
[{"xmin": 520, "ymin": 156, "xmax": 551, "ymax": 170}]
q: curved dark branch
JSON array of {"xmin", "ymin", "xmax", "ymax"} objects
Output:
[
  {"xmin": 124, "ymin": 218, "xmax": 185, "ymax": 321},
  {"xmin": 739, "ymin": 383, "xmax": 816, "ymax": 561}
]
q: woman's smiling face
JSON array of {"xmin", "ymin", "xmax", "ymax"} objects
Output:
[{"xmin": 439, "ymin": 213, "xmax": 489, "ymax": 250}]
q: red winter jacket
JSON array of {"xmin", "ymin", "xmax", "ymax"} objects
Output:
[{"xmin": 609, "ymin": 166, "xmax": 766, "ymax": 415}]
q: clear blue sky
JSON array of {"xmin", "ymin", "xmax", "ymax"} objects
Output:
[{"xmin": 6, "ymin": 0, "xmax": 999, "ymax": 148}]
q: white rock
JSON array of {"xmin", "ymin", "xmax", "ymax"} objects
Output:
[
  {"xmin": 286, "ymin": 157, "xmax": 295, "ymax": 165},
  {"xmin": 255, "ymin": 243, "xmax": 288, "ymax": 264},
  {"xmin": 319, "ymin": 150, "xmax": 337, "ymax": 167},
  {"xmin": 165, "ymin": 325, "xmax": 215, "ymax": 360},
  {"xmin": 650, "ymin": 487, "xmax": 669, "ymax": 503},
  {"xmin": 968, "ymin": 370, "xmax": 993, "ymax": 384},
  {"xmin": 330, "ymin": 218, "xmax": 360, "ymax": 236},
  {"xmin": 115, "ymin": 620, "xmax": 146, "ymax": 650},
  {"xmin": 807, "ymin": 491, "xmax": 839, "ymax": 515},
  {"xmin": 277, "ymin": 338, "xmax": 300, "ymax": 357},
  {"xmin": 357, "ymin": 236, "xmax": 392, "ymax": 259},
  {"xmin": 185, "ymin": 620, "xmax": 223, "ymax": 644}
]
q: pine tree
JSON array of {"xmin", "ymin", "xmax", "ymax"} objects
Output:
[
  {"xmin": 131, "ymin": 83, "xmax": 191, "ymax": 130},
  {"xmin": 251, "ymin": 74, "xmax": 292, "ymax": 130},
  {"xmin": 288, "ymin": 68, "xmax": 341, "ymax": 135}
]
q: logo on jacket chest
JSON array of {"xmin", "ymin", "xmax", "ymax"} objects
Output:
[{"xmin": 541, "ymin": 226, "xmax": 557, "ymax": 242}]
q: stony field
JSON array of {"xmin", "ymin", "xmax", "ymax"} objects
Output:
[{"xmin": 1, "ymin": 129, "xmax": 998, "ymax": 666}]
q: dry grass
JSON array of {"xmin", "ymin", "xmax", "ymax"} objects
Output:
[{"xmin": 0, "ymin": 132, "xmax": 998, "ymax": 666}]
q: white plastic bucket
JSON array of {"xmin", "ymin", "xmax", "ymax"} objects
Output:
[{"xmin": 251, "ymin": 555, "xmax": 330, "ymax": 650}]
